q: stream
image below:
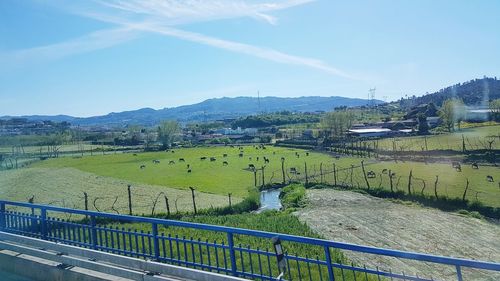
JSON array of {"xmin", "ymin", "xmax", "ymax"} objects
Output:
[{"xmin": 256, "ymin": 188, "xmax": 282, "ymax": 213}]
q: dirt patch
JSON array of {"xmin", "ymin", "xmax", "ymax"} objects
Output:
[{"xmin": 295, "ymin": 189, "xmax": 500, "ymax": 281}]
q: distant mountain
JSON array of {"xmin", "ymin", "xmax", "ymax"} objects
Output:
[
  {"xmin": 1, "ymin": 96, "xmax": 381, "ymax": 126},
  {"xmin": 400, "ymin": 77, "xmax": 500, "ymax": 108}
]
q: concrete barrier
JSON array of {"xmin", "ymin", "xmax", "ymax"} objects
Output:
[{"xmin": 0, "ymin": 231, "xmax": 250, "ymax": 281}]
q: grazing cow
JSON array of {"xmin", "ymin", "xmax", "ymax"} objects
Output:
[
  {"xmin": 487, "ymin": 175, "xmax": 494, "ymax": 182},
  {"xmin": 140, "ymin": 165, "xmax": 146, "ymax": 169},
  {"xmin": 290, "ymin": 167, "xmax": 297, "ymax": 174},
  {"xmin": 223, "ymin": 154, "xmax": 228, "ymax": 158},
  {"xmin": 200, "ymin": 157, "xmax": 207, "ymax": 161},
  {"xmin": 256, "ymin": 157, "xmax": 259, "ymax": 161},
  {"xmin": 153, "ymin": 160, "xmax": 160, "ymax": 164},
  {"xmin": 262, "ymin": 146, "xmax": 266, "ymax": 150},
  {"xmin": 179, "ymin": 158, "xmax": 185, "ymax": 162},
  {"xmin": 382, "ymin": 169, "xmax": 388, "ymax": 174},
  {"xmin": 452, "ymin": 161, "xmax": 462, "ymax": 172},
  {"xmin": 187, "ymin": 169, "xmax": 192, "ymax": 173},
  {"xmin": 239, "ymin": 153, "xmax": 244, "ymax": 158},
  {"xmin": 171, "ymin": 150, "xmax": 175, "ymax": 153},
  {"xmin": 367, "ymin": 171, "xmax": 376, "ymax": 178},
  {"xmin": 133, "ymin": 153, "xmax": 137, "ymax": 156},
  {"xmin": 187, "ymin": 164, "xmax": 190, "ymax": 169},
  {"xmin": 306, "ymin": 152, "xmax": 309, "ymax": 156},
  {"xmin": 472, "ymin": 162, "xmax": 479, "ymax": 169},
  {"xmin": 248, "ymin": 164, "xmax": 255, "ymax": 169},
  {"xmin": 223, "ymin": 161, "xmax": 229, "ymax": 166},
  {"xmin": 169, "ymin": 160, "xmax": 175, "ymax": 165},
  {"xmin": 210, "ymin": 157, "xmax": 216, "ymax": 162}
]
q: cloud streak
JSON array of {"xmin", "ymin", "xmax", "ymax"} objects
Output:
[
  {"xmin": 124, "ymin": 22, "xmax": 352, "ymax": 78},
  {"xmin": 3, "ymin": 0, "xmax": 353, "ymax": 78},
  {"xmin": 0, "ymin": 28, "xmax": 138, "ymax": 69}
]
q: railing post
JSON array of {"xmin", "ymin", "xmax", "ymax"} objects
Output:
[
  {"xmin": 0, "ymin": 202, "xmax": 5, "ymax": 231},
  {"xmin": 456, "ymin": 265, "xmax": 463, "ymax": 281},
  {"xmin": 90, "ymin": 215, "xmax": 98, "ymax": 250},
  {"xmin": 40, "ymin": 208, "xmax": 47, "ymax": 240},
  {"xmin": 324, "ymin": 245, "xmax": 335, "ymax": 281},
  {"xmin": 152, "ymin": 223, "xmax": 160, "ymax": 261},
  {"xmin": 227, "ymin": 232, "xmax": 238, "ymax": 277}
]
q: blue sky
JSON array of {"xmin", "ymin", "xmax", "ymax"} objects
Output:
[{"xmin": 1, "ymin": 0, "xmax": 499, "ymax": 117}]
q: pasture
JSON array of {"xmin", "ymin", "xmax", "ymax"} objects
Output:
[
  {"xmin": 16, "ymin": 143, "xmax": 500, "ymax": 209},
  {"xmin": 33, "ymin": 146, "xmax": 361, "ymax": 198},
  {"xmin": 352, "ymin": 160, "xmax": 500, "ymax": 208},
  {"xmin": 0, "ymin": 167, "xmax": 235, "ymax": 215},
  {"xmin": 365, "ymin": 125, "xmax": 499, "ymax": 152}
]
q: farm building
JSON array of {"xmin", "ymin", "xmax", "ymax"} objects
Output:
[
  {"xmin": 347, "ymin": 128, "xmax": 392, "ymax": 137},
  {"xmin": 466, "ymin": 107, "xmax": 492, "ymax": 121}
]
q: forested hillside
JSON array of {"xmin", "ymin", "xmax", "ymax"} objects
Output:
[{"xmin": 400, "ymin": 77, "xmax": 500, "ymax": 108}]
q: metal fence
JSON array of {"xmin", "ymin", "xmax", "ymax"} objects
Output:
[{"xmin": 0, "ymin": 200, "xmax": 499, "ymax": 281}]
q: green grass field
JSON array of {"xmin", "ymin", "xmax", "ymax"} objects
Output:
[
  {"xmin": 0, "ymin": 167, "xmax": 235, "ymax": 215},
  {"xmin": 364, "ymin": 125, "xmax": 499, "ymax": 152},
  {"xmin": 33, "ymin": 146, "xmax": 361, "ymax": 198},
  {"xmin": 329, "ymin": 160, "xmax": 500, "ymax": 208},
  {"xmin": 21, "ymin": 143, "xmax": 500, "ymax": 208}
]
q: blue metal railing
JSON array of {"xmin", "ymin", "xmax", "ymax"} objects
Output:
[{"xmin": 0, "ymin": 200, "xmax": 499, "ymax": 281}]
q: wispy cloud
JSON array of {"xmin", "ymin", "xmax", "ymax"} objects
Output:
[
  {"xmin": 125, "ymin": 22, "xmax": 352, "ymax": 78},
  {"xmin": 0, "ymin": 28, "xmax": 138, "ymax": 69},
  {"xmin": 3, "ymin": 0, "xmax": 353, "ymax": 78}
]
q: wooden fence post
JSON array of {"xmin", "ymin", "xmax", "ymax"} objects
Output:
[
  {"xmin": 228, "ymin": 193, "xmax": 232, "ymax": 208},
  {"xmin": 304, "ymin": 162, "xmax": 308, "ymax": 185},
  {"xmin": 333, "ymin": 163, "xmax": 337, "ymax": 186},
  {"xmin": 83, "ymin": 192, "xmax": 88, "ymax": 212},
  {"xmin": 389, "ymin": 170, "xmax": 393, "ymax": 192},
  {"xmin": 189, "ymin": 187, "xmax": 197, "ymax": 214},
  {"xmin": 281, "ymin": 158, "xmax": 286, "ymax": 184},
  {"xmin": 320, "ymin": 162, "xmax": 324, "ymax": 183},
  {"xmin": 462, "ymin": 178, "xmax": 469, "ymax": 202},
  {"xmin": 434, "ymin": 175, "xmax": 439, "ymax": 199},
  {"xmin": 261, "ymin": 166, "xmax": 265, "ymax": 188},
  {"xmin": 127, "ymin": 185, "xmax": 133, "ymax": 215},
  {"xmin": 164, "ymin": 195, "xmax": 170, "ymax": 216},
  {"xmin": 361, "ymin": 160, "xmax": 370, "ymax": 190},
  {"xmin": 253, "ymin": 170, "xmax": 257, "ymax": 187},
  {"xmin": 407, "ymin": 170, "xmax": 413, "ymax": 195}
]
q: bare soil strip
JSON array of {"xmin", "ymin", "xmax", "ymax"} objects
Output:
[{"xmin": 295, "ymin": 189, "xmax": 500, "ymax": 281}]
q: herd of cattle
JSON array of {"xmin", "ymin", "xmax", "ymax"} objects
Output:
[
  {"xmin": 135, "ymin": 145, "xmax": 299, "ymax": 174},
  {"xmin": 135, "ymin": 147, "xmax": 495, "ymax": 183}
]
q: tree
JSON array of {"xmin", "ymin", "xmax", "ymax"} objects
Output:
[
  {"xmin": 417, "ymin": 113, "xmax": 429, "ymax": 135},
  {"xmin": 320, "ymin": 110, "xmax": 355, "ymax": 139},
  {"xmin": 439, "ymin": 98, "xmax": 466, "ymax": 132},
  {"xmin": 490, "ymin": 99, "xmax": 500, "ymax": 121},
  {"xmin": 425, "ymin": 102, "xmax": 438, "ymax": 117},
  {"xmin": 158, "ymin": 120, "xmax": 180, "ymax": 149}
]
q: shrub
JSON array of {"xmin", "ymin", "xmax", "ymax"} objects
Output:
[{"xmin": 280, "ymin": 184, "xmax": 306, "ymax": 209}]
